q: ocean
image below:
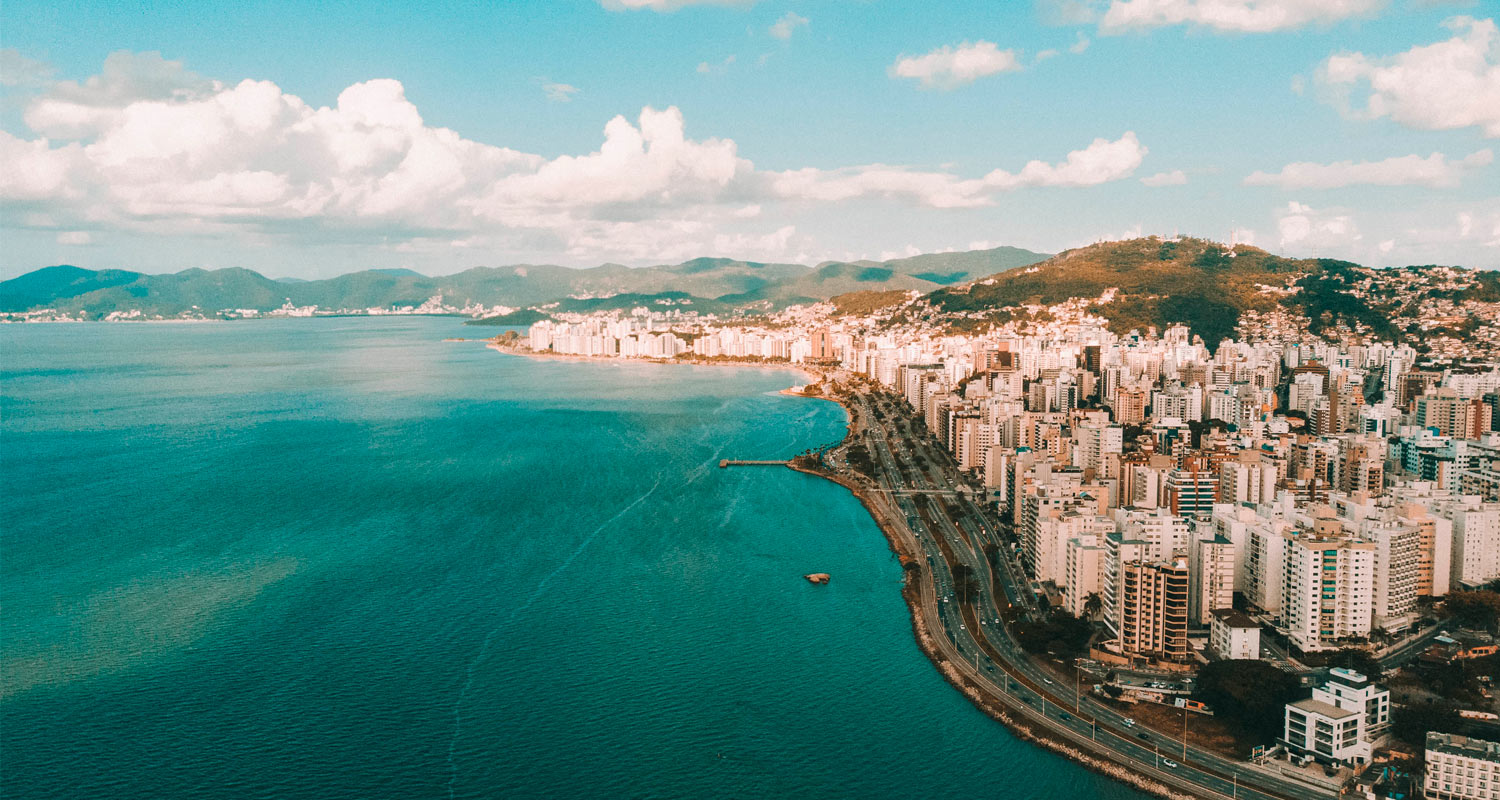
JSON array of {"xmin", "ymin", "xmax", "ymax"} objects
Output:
[{"xmin": 0, "ymin": 317, "xmax": 1144, "ymax": 799}]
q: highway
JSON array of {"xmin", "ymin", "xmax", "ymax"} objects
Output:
[{"xmin": 827, "ymin": 387, "xmax": 1338, "ymax": 800}]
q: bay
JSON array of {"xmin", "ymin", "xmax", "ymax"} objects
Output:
[{"xmin": 0, "ymin": 317, "xmax": 1144, "ymax": 799}]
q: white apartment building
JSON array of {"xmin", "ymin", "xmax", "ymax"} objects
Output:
[
  {"xmin": 1209, "ymin": 609, "xmax": 1261, "ymax": 659},
  {"xmin": 1189, "ymin": 533, "xmax": 1236, "ymax": 626},
  {"xmin": 1439, "ymin": 496, "xmax": 1500, "ymax": 589},
  {"xmin": 1064, "ymin": 533, "xmax": 1107, "ymax": 617},
  {"xmin": 1282, "ymin": 537, "xmax": 1375, "ymax": 652},
  {"xmin": 1283, "ymin": 668, "xmax": 1390, "ymax": 766},
  {"xmin": 1425, "ymin": 732, "xmax": 1500, "ymax": 800}
]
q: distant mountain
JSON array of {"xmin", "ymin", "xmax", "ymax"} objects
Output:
[
  {"xmin": 921, "ymin": 236, "xmax": 1494, "ymax": 348},
  {"xmin": 0, "ymin": 245, "xmax": 1051, "ymax": 318}
]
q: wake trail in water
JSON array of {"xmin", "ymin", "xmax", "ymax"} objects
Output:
[{"xmin": 444, "ymin": 477, "xmax": 663, "ymax": 799}]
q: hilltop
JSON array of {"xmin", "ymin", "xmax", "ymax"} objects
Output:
[
  {"xmin": 913, "ymin": 237, "xmax": 1497, "ymax": 352},
  {"xmin": 0, "ymin": 245, "xmax": 1051, "ymax": 319}
]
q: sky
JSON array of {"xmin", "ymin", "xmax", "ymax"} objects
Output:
[{"xmin": 1, "ymin": 0, "xmax": 1497, "ymax": 279}]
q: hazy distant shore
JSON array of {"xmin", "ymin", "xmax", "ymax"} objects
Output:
[{"xmin": 481, "ymin": 339, "xmax": 825, "ymax": 385}]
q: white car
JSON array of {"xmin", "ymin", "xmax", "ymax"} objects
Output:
[{"xmin": 1161, "ymin": 759, "xmax": 1178, "ymax": 769}]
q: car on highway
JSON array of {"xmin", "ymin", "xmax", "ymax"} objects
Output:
[
  {"xmin": 1161, "ymin": 759, "xmax": 1178, "ymax": 769},
  {"xmin": 1043, "ymin": 678, "xmax": 1054, "ymax": 685},
  {"xmin": 1136, "ymin": 732, "xmax": 1150, "ymax": 741},
  {"xmin": 1123, "ymin": 718, "xmax": 1136, "ymax": 726}
]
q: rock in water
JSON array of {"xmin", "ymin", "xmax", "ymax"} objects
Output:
[{"xmin": 804, "ymin": 573, "xmax": 831, "ymax": 584}]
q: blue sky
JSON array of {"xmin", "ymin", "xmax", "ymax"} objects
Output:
[{"xmin": 1, "ymin": 0, "xmax": 1497, "ymax": 278}]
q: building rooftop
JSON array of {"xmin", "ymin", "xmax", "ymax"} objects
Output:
[
  {"xmin": 1329, "ymin": 667, "xmax": 1370, "ymax": 687},
  {"xmin": 1211, "ymin": 609, "xmax": 1259, "ymax": 629},
  {"xmin": 1289, "ymin": 698, "xmax": 1357, "ymax": 720},
  {"xmin": 1427, "ymin": 732, "xmax": 1500, "ymax": 761}
]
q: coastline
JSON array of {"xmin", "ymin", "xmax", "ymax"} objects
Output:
[
  {"xmin": 480, "ymin": 339, "xmax": 1191, "ymax": 800},
  {"xmin": 784, "ymin": 400, "xmax": 1194, "ymax": 800},
  {"xmin": 787, "ymin": 448, "xmax": 1191, "ymax": 800},
  {"xmin": 482, "ymin": 339, "xmax": 825, "ymax": 385}
]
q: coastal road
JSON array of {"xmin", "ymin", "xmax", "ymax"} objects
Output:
[{"xmin": 846, "ymin": 389, "xmax": 1336, "ymax": 800}]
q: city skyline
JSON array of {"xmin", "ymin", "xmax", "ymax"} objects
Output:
[{"xmin": 2, "ymin": 0, "xmax": 1498, "ymax": 279}]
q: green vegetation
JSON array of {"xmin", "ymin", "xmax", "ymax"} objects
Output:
[
  {"xmin": 919, "ymin": 236, "xmax": 1446, "ymax": 350},
  {"xmin": 2, "ymin": 246, "xmax": 1050, "ymax": 316},
  {"xmin": 829, "ymin": 289, "xmax": 910, "ymax": 316},
  {"xmin": 1013, "ymin": 609, "xmax": 1094, "ymax": 657},
  {"xmin": 1445, "ymin": 590, "xmax": 1500, "ymax": 633},
  {"xmin": 1193, "ymin": 660, "xmax": 1301, "ymax": 744},
  {"xmin": 1392, "ymin": 703, "xmax": 1465, "ymax": 749}
]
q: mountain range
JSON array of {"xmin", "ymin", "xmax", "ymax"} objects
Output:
[{"xmin": 0, "ymin": 246, "xmax": 1050, "ymax": 317}]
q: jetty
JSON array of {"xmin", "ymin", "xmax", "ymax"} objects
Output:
[{"xmin": 719, "ymin": 459, "xmax": 790, "ymax": 468}]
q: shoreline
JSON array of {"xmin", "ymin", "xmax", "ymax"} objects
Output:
[
  {"xmin": 786, "ymin": 390, "xmax": 1194, "ymax": 798},
  {"xmin": 482, "ymin": 340, "xmax": 825, "ymax": 385},
  {"xmin": 784, "ymin": 418, "xmax": 1191, "ymax": 800},
  {"xmin": 479, "ymin": 340, "xmax": 1193, "ymax": 800}
]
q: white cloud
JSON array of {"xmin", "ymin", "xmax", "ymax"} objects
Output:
[
  {"xmin": 1141, "ymin": 169, "xmax": 1188, "ymax": 186},
  {"xmin": 1318, "ymin": 17, "xmax": 1500, "ymax": 137},
  {"xmin": 769, "ymin": 12, "xmax": 808, "ymax": 41},
  {"xmin": 1244, "ymin": 149, "xmax": 1493, "ymax": 188},
  {"xmin": 770, "ymin": 132, "xmax": 1147, "ymax": 206},
  {"xmin": 697, "ymin": 55, "xmax": 736, "ymax": 75},
  {"xmin": 541, "ymin": 82, "xmax": 580, "ymax": 102},
  {"xmin": 1098, "ymin": 0, "xmax": 1382, "ymax": 33},
  {"xmin": 889, "ymin": 41, "xmax": 1023, "ymax": 90},
  {"xmin": 56, "ymin": 231, "xmax": 92, "ymax": 245},
  {"xmin": 1, "ymin": 53, "xmax": 1147, "ymax": 264},
  {"xmin": 1276, "ymin": 200, "xmax": 1361, "ymax": 250},
  {"xmin": 1070, "ymin": 32, "xmax": 1092, "ymax": 53},
  {"xmin": 0, "ymin": 49, "xmax": 54, "ymax": 89}
]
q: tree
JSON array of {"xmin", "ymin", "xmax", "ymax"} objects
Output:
[
  {"xmin": 1083, "ymin": 592, "xmax": 1103, "ymax": 621},
  {"xmin": 1391, "ymin": 703, "xmax": 1463, "ymax": 749},
  {"xmin": 1445, "ymin": 591, "xmax": 1500, "ymax": 633},
  {"xmin": 1326, "ymin": 648, "xmax": 1383, "ymax": 679},
  {"xmin": 952, "ymin": 564, "xmax": 981, "ymax": 605},
  {"xmin": 1194, "ymin": 660, "xmax": 1302, "ymax": 745}
]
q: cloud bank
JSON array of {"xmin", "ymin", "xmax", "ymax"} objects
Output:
[{"xmin": 1, "ymin": 52, "xmax": 1148, "ymax": 262}]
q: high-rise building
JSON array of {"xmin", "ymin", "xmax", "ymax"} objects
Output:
[
  {"xmin": 1416, "ymin": 390, "xmax": 1494, "ymax": 440},
  {"xmin": 1282, "ymin": 537, "xmax": 1375, "ymax": 652},
  {"xmin": 1189, "ymin": 534, "xmax": 1236, "ymax": 626},
  {"xmin": 1438, "ymin": 496, "xmax": 1500, "ymax": 589},
  {"xmin": 1166, "ymin": 455, "xmax": 1219, "ymax": 518},
  {"xmin": 1424, "ymin": 732, "xmax": 1500, "ymax": 800},
  {"xmin": 1117, "ymin": 555, "xmax": 1191, "ymax": 662},
  {"xmin": 1114, "ymin": 385, "xmax": 1148, "ymax": 426}
]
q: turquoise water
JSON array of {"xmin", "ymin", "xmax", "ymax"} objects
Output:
[{"xmin": 1, "ymin": 318, "xmax": 1143, "ymax": 799}]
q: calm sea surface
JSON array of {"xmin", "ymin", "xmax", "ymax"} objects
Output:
[{"xmin": 1, "ymin": 317, "xmax": 1144, "ymax": 799}]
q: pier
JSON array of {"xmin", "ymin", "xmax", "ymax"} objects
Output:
[{"xmin": 719, "ymin": 459, "xmax": 791, "ymax": 468}]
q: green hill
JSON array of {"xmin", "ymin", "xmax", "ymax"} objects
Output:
[
  {"xmin": 0, "ymin": 244, "xmax": 1050, "ymax": 318},
  {"xmin": 926, "ymin": 236, "xmax": 1435, "ymax": 346}
]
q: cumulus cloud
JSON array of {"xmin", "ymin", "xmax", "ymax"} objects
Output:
[
  {"xmin": 769, "ymin": 132, "xmax": 1147, "ymax": 206},
  {"xmin": 1141, "ymin": 169, "xmax": 1187, "ymax": 186},
  {"xmin": 1245, "ymin": 149, "xmax": 1493, "ymax": 188},
  {"xmin": 1, "ymin": 49, "xmax": 54, "ymax": 89},
  {"xmin": 889, "ymin": 41, "xmax": 1023, "ymax": 90},
  {"xmin": 1, "ymin": 53, "xmax": 1147, "ymax": 262},
  {"xmin": 1277, "ymin": 200, "xmax": 1361, "ymax": 250},
  {"xmin": 769, "ymin": 12, "xmax": 808, "ymax": 41},
  {"xmin": 56, "ymin": 231, "xmax": 92, "ymax": 245},
  {"xmin": 541, "ymin": 82, "xmax": 580, "ymax": 102},
  {"xmin": 1098, "ymin": 0, "xmax": 1382, "ymax": 33},
  {"xmin": 1318, "ymin": 17, "xmax": 1500, "ymax": 137}
]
